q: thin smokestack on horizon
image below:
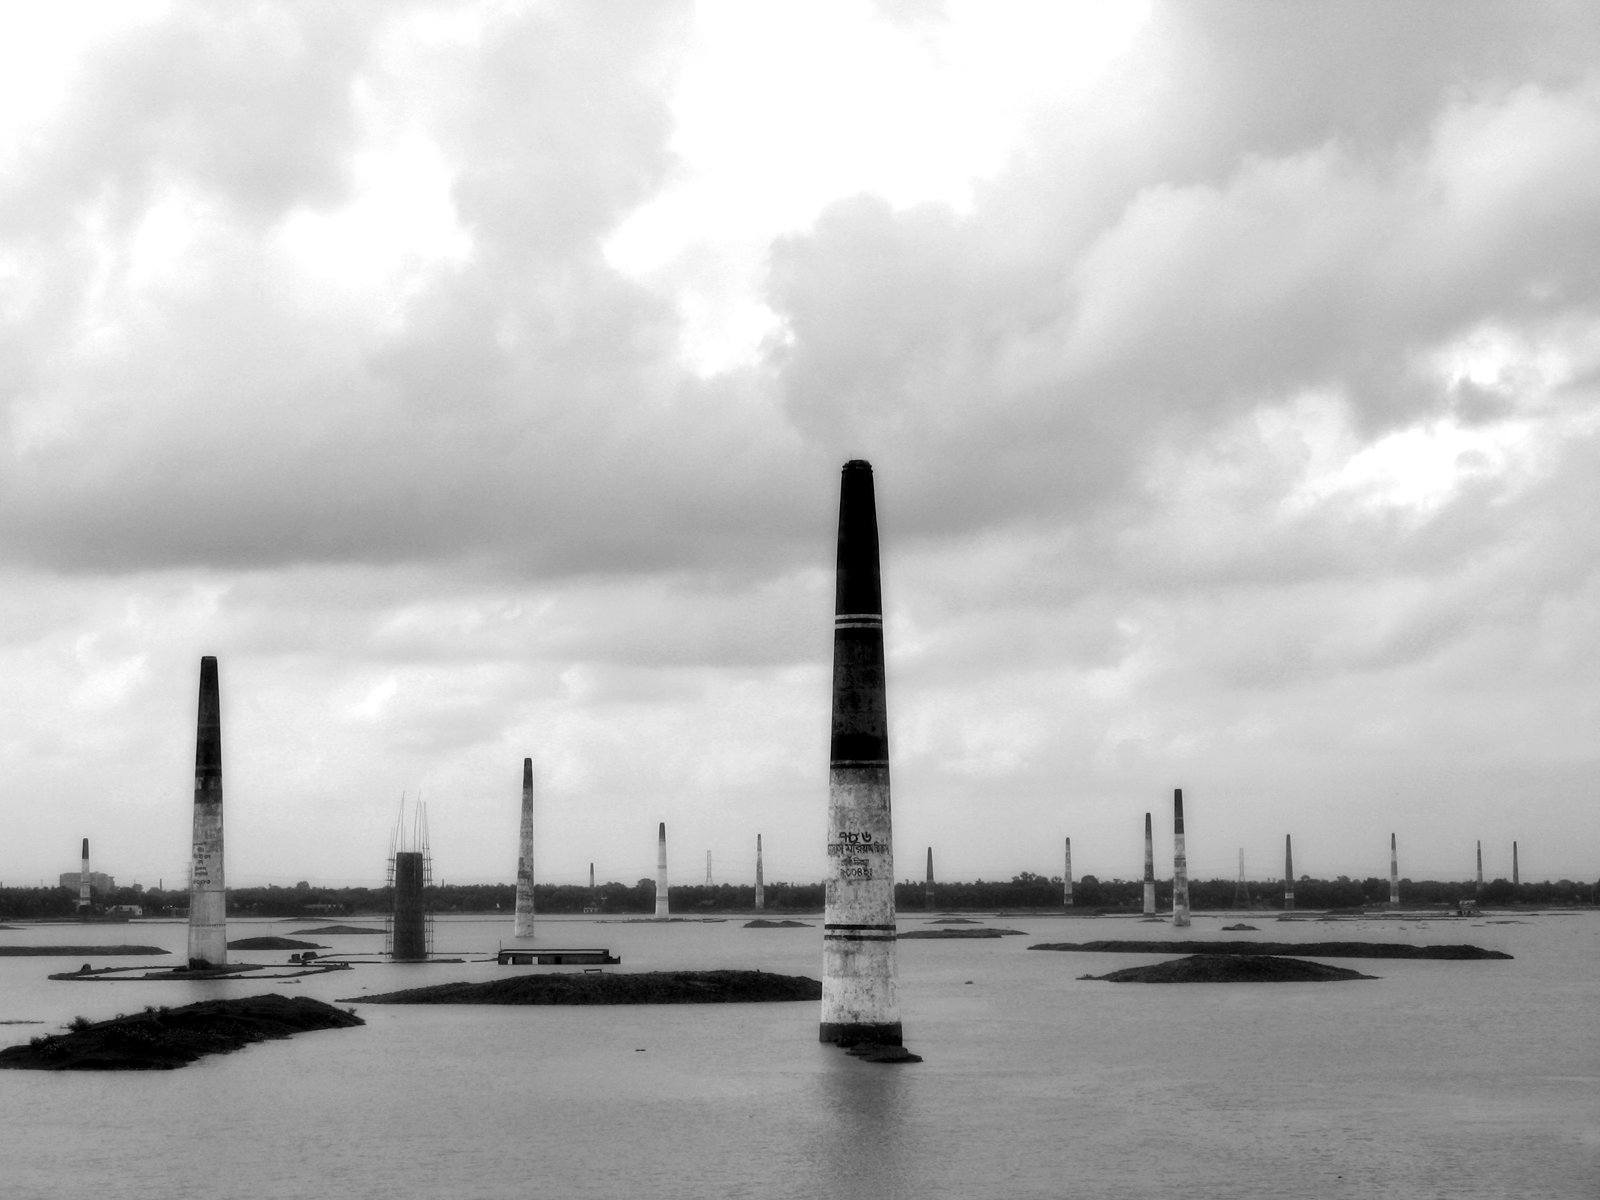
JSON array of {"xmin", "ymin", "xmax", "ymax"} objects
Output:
[
  {"xmin": 1390, "ymin": 833, "xmax": 1400, "ymax": 906},
  {"xmin": 1063, "ymin": 837, "xmax": 1073, "ymax": 908},
  {"xmin": 513, "ymin": 758, "xmax": 535, "ymax": 939},
  {"xmin": 755, "ymin": 835, "xmax": 764, "ymax": 911},
  {"xmin": 1284, "ymin": 834, "xmax": 1294, "ymax": 910},
  {"xmin": 1513, "ymin": 841, "xmax": 1519, "ymax": 887},
  {"xmin": 655, "ymin": 822, "xmax": 669, "ymax": 918},
  {"xmin": 821, "ymin": 460, "xmax": 903, "ymax": 1049},
  {"xmin": 78, "ymin": 838, "xmax": 90, "ymax": 911},
  {"xmin": 1143, "ymin": 812, "xmax": 1155, "ymax": 916},
  {"xmin": 187, "ymin": 656, "xmax": 227, "ymax": 969},
  {"xmin": 1172, "ymin": 789, "xmax": 1190, "ymax": 928},
  {"xmin": 1476, "ymin": 840, "xmax": 1484, "ymax": 898},
  {"xmin": 925, "ymin": 847, "xmax": 934, "ymax": 911},
  {"xmin": 706, "ymin": 850, "xmax": 712, "ymax": 886}
]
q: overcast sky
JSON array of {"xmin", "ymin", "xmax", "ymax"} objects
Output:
[{"xmin": 3, "ymin": 1, "xmax": 1598, "ymax": 891}]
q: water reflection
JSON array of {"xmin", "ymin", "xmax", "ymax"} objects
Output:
[{"xmin": 811, "ymin": 1051, "xmax": 918, "ymax": 1199}]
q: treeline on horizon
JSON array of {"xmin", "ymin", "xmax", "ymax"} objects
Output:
[{"xmin": 2, "ymin": 871, "xmax": 1593, "ymax": 919}]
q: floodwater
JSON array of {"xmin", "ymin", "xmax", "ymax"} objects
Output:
[{"xmin": 1, "ymin": 910, "xmax": 1595, "ymax": 1199}]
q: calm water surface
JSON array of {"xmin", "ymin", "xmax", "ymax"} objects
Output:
[{"xmin": 2, "ymin": 911, "xmax": 1595, "ymax": 1199}]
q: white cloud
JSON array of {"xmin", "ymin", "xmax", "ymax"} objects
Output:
[{"xmin": 1, "ymin": 2, "xmax": 1599, "ymax": 888}]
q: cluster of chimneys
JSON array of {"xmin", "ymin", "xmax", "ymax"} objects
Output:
[{"xmin": 141, "ymin": 462, "xmax": 1529, "ymax": 1055}]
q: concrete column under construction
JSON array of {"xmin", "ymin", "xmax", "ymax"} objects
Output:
[
  {"xmin": 513, "ymin": 758, "xmax": 535, "ymax": 939},
  {"xmin": 187, "ymin": 656, "xmax": 227, "ymax": 969},
  {"xmin": 1390, "ymin": 833, "xmax": 1400, "ymax": 906},
  {"xmin": 1283, "ymin": 834, "xmax": 1294, "ymax": 910},
  {"xmin": 78, "ymin": 839, "xmax": 91, "ymax": 911},
  {"xmin": 1063, "ymin": 838, "xmax": 1073, "ymax": 907},
  {"xmin": 392, "ymin": 850, "xmax": 427, "ymax": 960},
  {"xmin": 821, "ymin": 460, "xmax": 901, "ymax": 1047},
  {"xmin": 1171, "ymin": 789, "xmax": 1190, "ymax": 928},
  {"xmin": 755, "ymin": 835, "xmax": 765, "ymax": 910},
  {"xmin": 655, "ymin": 822, "xmax": 669, "ymax": 918},
  {"xmin": 1142, "ymin": 812, "xmax": 1156, "ymax": 915},
  {"xmin": 925, "ymin": 847, "xmax": 934, "ymax": 910}
]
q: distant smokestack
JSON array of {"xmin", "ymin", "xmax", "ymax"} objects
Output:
[
  {"xmin": 655, "ymin": 822, "xmax": 669, "ymax": 918},
  {"xmin": 706, "ymin": 850, "xmax": 713, "ymax": 886},
  {"xmin": 513, "ymin": 758, "xmax": 535, "ymax": 939},
  {"xmin": 1476, "ymin": 840, "xmax": 1483, "ymax": 898},
  {"xmin": 821, "ymin": 460, "xmax": 902, "ymax": 1048},
  {"xmin": 1283, "ymin": 834, "xmax": 1294, "ymax": 910},
  {"xmin": 925, "ymin": 847, "xmax": 934, "ymax": 910},
  {"xmin": 589, "ymin": 862, "xmax": 595, "ymax": 891},
  {"xmin": 187, "ymin": 656, "xmax": 227, "ymax": 969},
  {"xmin": 1143, "ymin": 812, "xmax": 1155, "ymax": 915},
  {"xmin": 1390, "ymin": 833, "xmax": 1400, "ymax": 906},
  {"xmin": 1172, "ymin": 789, "xmax": 1190, "ymax": 927},
  {"xmin": 78, "ymin": 838, "xmax": 90, "ymax": 911},
  {"xmin": 1063, "ymin": 838, "xmax": 1073, "ymax": 908},
  {"xmin": 1512, "ymin": 841, "xmax": 1519, "ymax": 888},
  {"xmin": 755, "ymin": 834, "xmax": 764, "ymax": 910}
]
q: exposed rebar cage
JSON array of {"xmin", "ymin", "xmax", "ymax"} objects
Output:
[{"xmin": 384, "ymin": 796, "xmax": 434, "ymax": 961}]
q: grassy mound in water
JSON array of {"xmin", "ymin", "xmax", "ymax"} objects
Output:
[
  {"xmin": 0, "ymin": 945, "xmax": 167, "ymax": 956},
  {"xmin": 900, "ymin": 928, "xmax": 1028, "ymax": 939},
  {"xmin": 743, "ymin": 919, "xmax": 811, "ymax": 928},
  {"xmin": 0, "ymin": 994, "xmax": 362, "ymax": 1071},
  {"xmin": 1029, "ymin": 940, "xmax": 1510, "ymax": 959},
  {"xmin": 226, "ymin": 936, "xmax": 326, "ymax": 950},
  {"xmin": 1083, "ymin": 954, "xmax": 1376, "ymax": 983},
  {"xmin": 293, "ymin": 925, "xmax": 385, "ymax": 936},
  {"xmin": 346, "ymin": 969, "xmax": 821, "ymax": 1006}
]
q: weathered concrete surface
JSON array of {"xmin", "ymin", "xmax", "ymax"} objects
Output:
[
  {"xmin": 654, "ymin": 822, "xmax": 669, "ymax": 918},
  {"xmin": 1142, "ymin": 811, "xmax": 1156, "ymax": 916},
  {"xmin": 821, "ymin": 460, "xmax": 902, "ymax": 1049},
  {"xmin": 187, "ymin": 656, "xmax": 227, "ymax": 969},
  {"xmin": 1171, "ymin": 789, "xmax": 1190, "ymax": 928},
  {"xmin": 514, "ymin": 757, "xmax": 535, "ymax": 938}
]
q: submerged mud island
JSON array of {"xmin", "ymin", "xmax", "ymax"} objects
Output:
[
  {"xmin": 0, "ymin": 945, "xmax": 166, "ymax": 957},
  {"xmin": 1028, "ymin": 940, "xmax": 1512, "ymax": 960},
  {"xmin": 344, "ymin": 970, "xmax": 821, "ymax": 1006},
  {"xmin": 899, "ymin": 927, "xmax": 1027, "ymax": 939},
  {"xmin": 1082, "ymin": 955, "xmax": 1376, "ymax": 983},
  {"xmin": 0, "ymin": 994, "xmax": 362, "ymax": 1071}
]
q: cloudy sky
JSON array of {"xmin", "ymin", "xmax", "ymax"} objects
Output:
[{"xmin": 3, "ymin": 1, "xmax": 1598, "ymax": 892}]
